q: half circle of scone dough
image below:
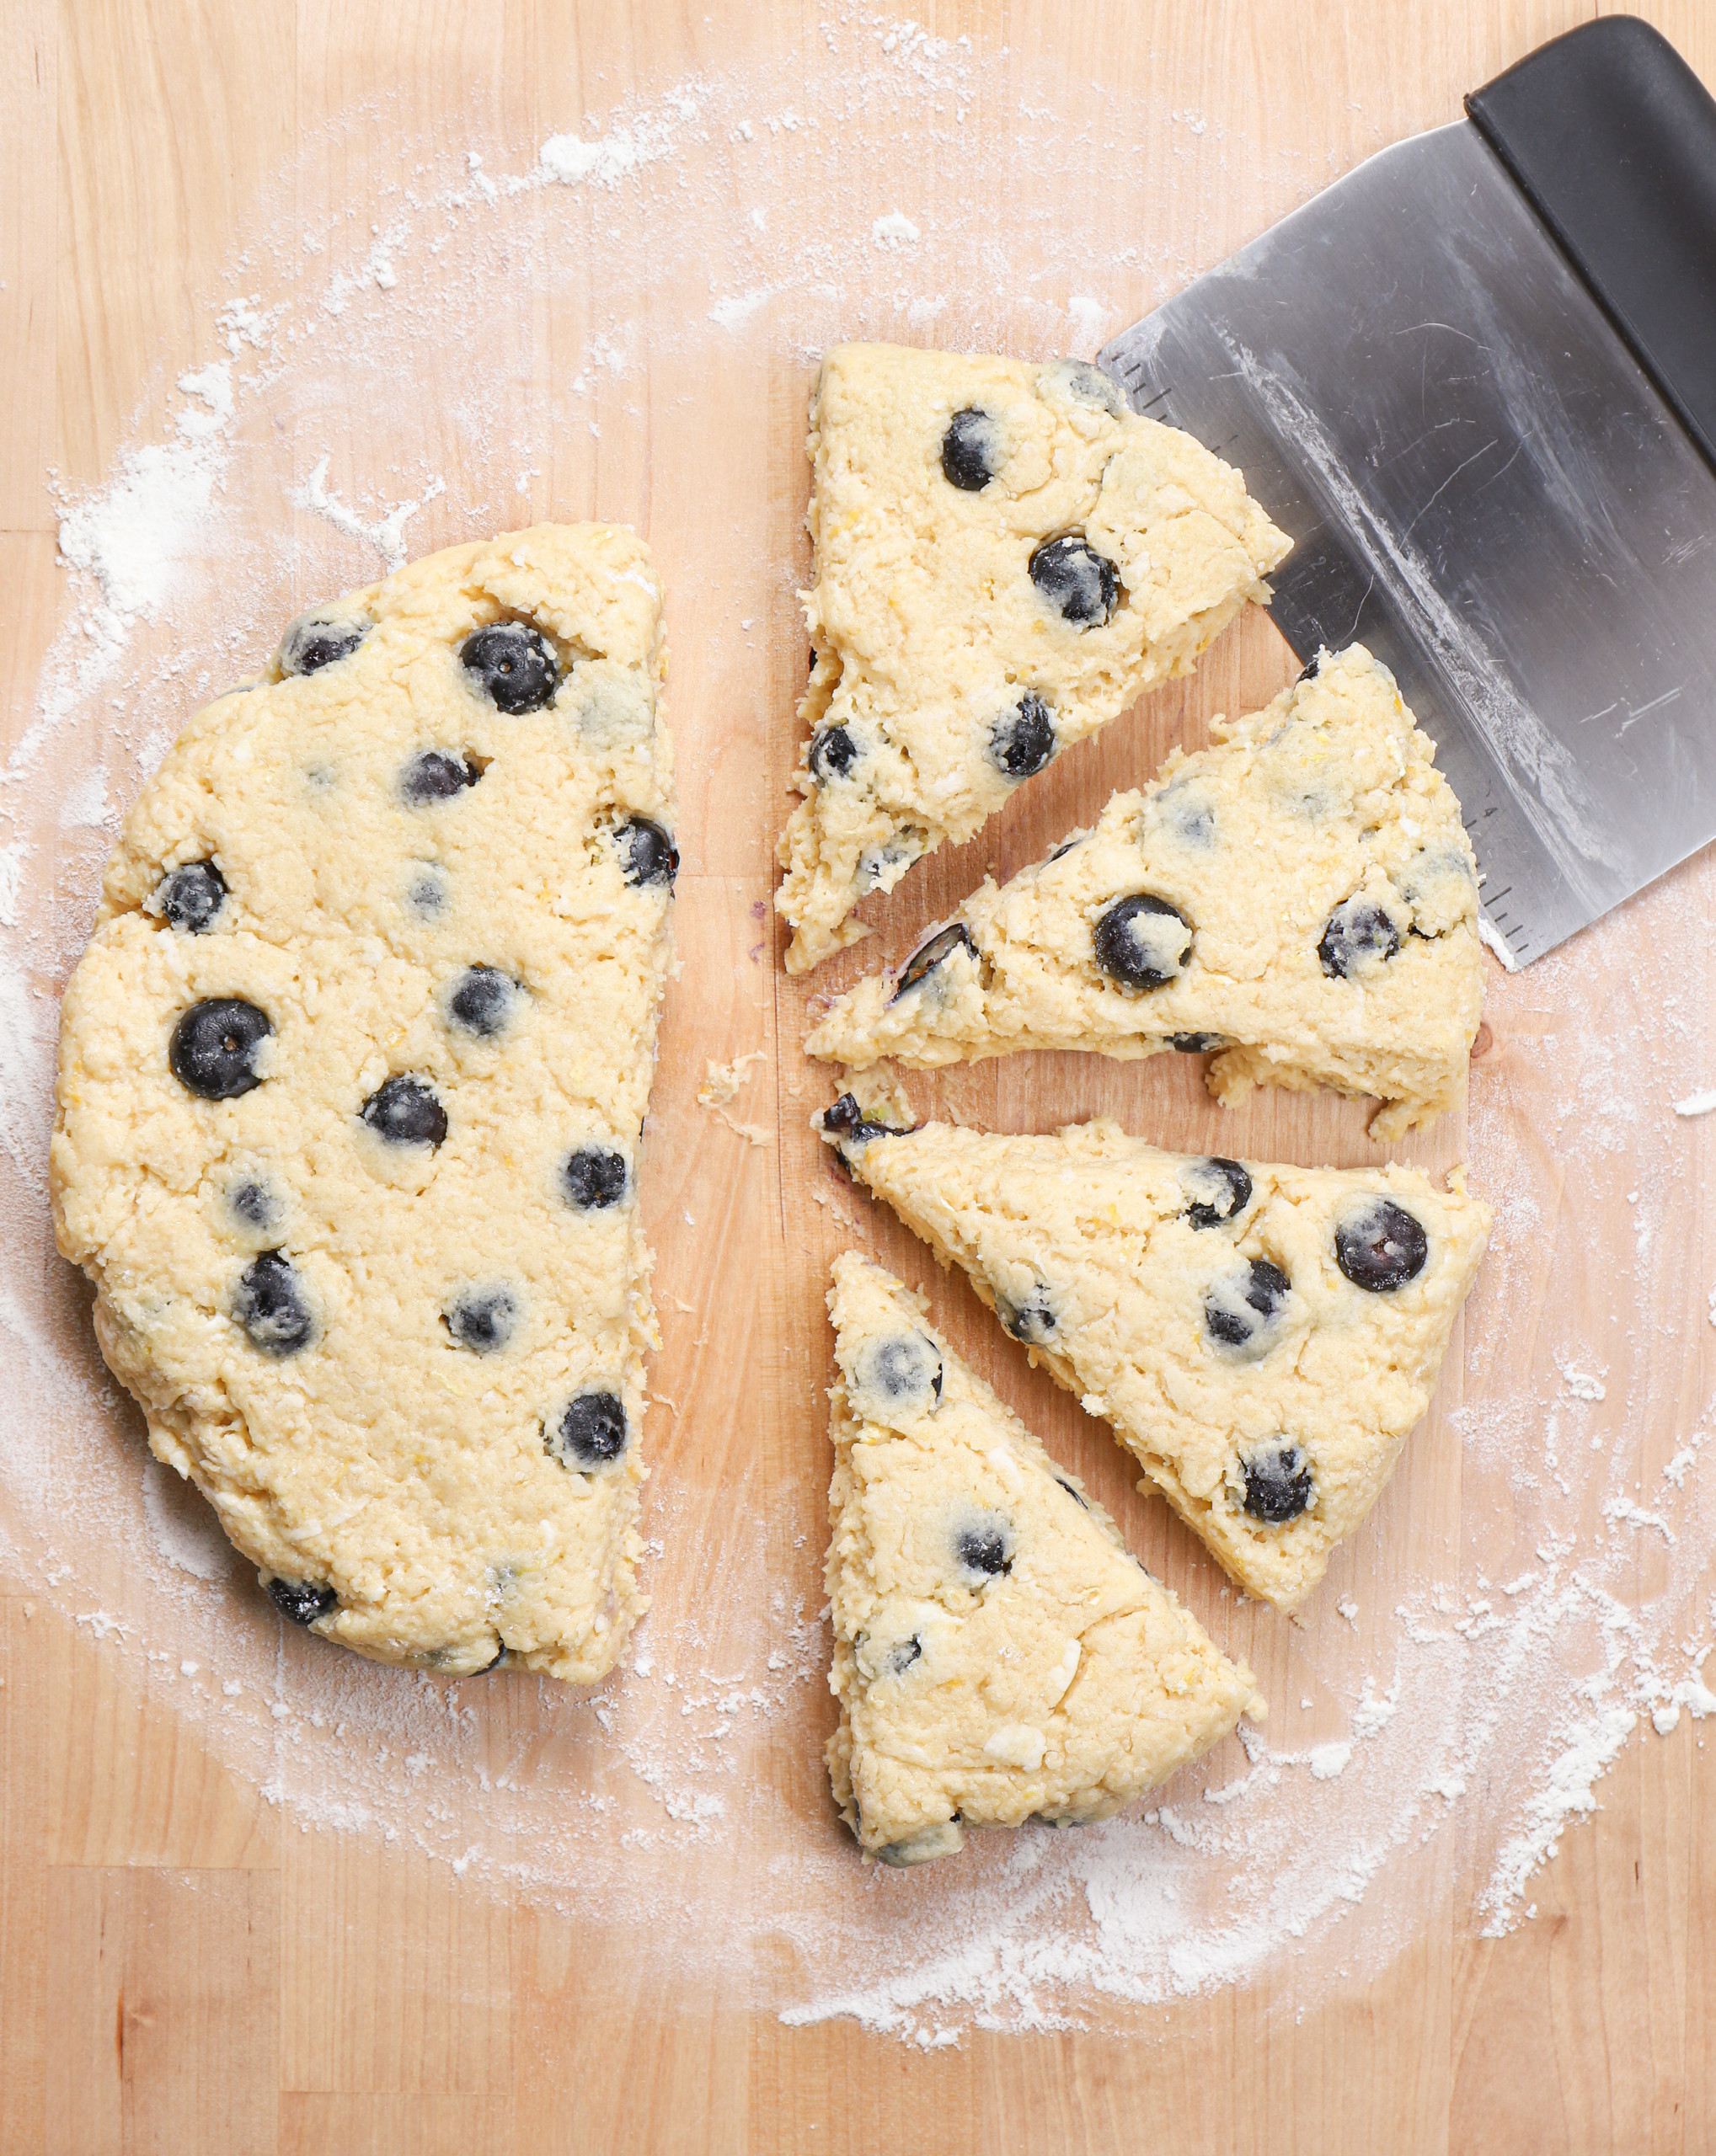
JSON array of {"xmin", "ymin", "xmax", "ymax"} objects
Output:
[
  {"xmin": 819, "ymin": 1113, "xmax": 1490, "ymax": 1612},
  {"xmin": 776, "ymin": 342, "xmax": 1291, "ymax": 974},
  {"xmin": 51, "ymin": 525, "xmax": 676, "ymax": 1682},
  {"xmin": 825, "ymin": 1251, "xmax": 1264, "ymax": 1865},
  {"xmin": 807, "ymin": 644, "xmax": 1483, "ymax": 1139}
]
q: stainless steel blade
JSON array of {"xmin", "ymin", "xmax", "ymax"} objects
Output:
[{"xmin": 1100, "ymin": 120, "xmax": 1716, "ymax": 965}]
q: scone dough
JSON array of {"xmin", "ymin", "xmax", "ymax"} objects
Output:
[
  {"xmin": 776, "ymin": 342, "xmax": 1291, "ymax": 974},
  {"xmin": 51, "ymin": 526, "xmax": 677, "ymax": 1682},
  {"xmin": 820, "ymin": 1111, "xmax": 1490, "ymax": 1610},
  {"xmin": 808, "ymin": 644, "xmax": 1483, "ymax": 1139},
  {"xmin": 825, "ymin": 1251, "xmax": 1264, "ymax": 1865}
]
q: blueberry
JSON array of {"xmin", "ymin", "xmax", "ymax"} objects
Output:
[
  {"xmin": 279, "ymin": 611, "xmax": 368, "ymax": 676},
  {"xmin": 402, "ymin": 750, "xmax": 481, "ymax": 803},
  {"xmin": 1318, "ymin": 897, "xmax": 1401, "ymax": 979},
  {"xmin": 1205, "ymin": 1258, "xmax": 1291, "ymax": 1353},
  {"xmin": 1243, "ymin": 1440, "xmax": 1312, "ymax": 1524},
  {"xmin": 809, "ymin": 725, "xmax": 858, "ymax": 781},
  {"xmin": 890, "ymin": 922, "xmax": 976, "ymax": 1001},
  {"xmin": 1296, "ymin": 652, "xmax": 1323, "ymax": 683},
  {"xmin": 988, "ymin": 693, "xmax": 1056, "ymax": 780},
  {"xmin": 1179, "ymin": 1156, "xmax": 1253, "ymax": 1230},
  {"xmin": 615, "ymin": 818, "xmax": 678, "ymax": 889},
  {"xmin": 941, "ymin": 407, "xmax": 1000, "ymax": 490},
  {"xmin": 1168, "ymin": 1033, "xmax": 1225, "ymax": 1054},
  {"xmin": 1334, "ymin": 1198, "xmax": 1428, "ymax": 1292},
  {"xmin": 853, "ymin": 1331, "xmax": 943, "ymax": 1417},
  {"xmin": 443, "ymin": 1285, "xmax": 519, "ymax": 1354},
  {"xmin": 1151, "ymin": 782, "xmax": 1216, "ymax": 848},
  {"xmin": 228, "ymin": 1180, "xmax": 281, "ymax": 1234},
  {"xmin": 1047, "ymin": 835, "xmax": 1084, "ymax": 863},
  {"xmin": 953, "ymin": 1516, "xmax": 1013, "ymax": 1582},
  {"xmin": 460, "ymin": 622, "xmax": 560, "ymax": 714},
  {"xmin": 233, "ymin": 1251, "xmax": 314, "ymax": 1356},
  {"xmin": 560, "ymin": 1145, "xmax": 628, "ymax": 1211},
  {"xmin": 157, "ymin": 860, "xmax": 227, "ymax": 933},
  {"xmin": 885, "ymin": 1636, "xmax": 923, "ymax": 1677},
  {"xmin": 1054, "ymin": 1476, "xmax": 1090, "ymax": 1510},
  {"xmin": 1093, "ymin": 894, "xmax": 1191, "ymax": 990},
  {"xmin": 360, "ymin": 1074, "xmax": 447, "ymax": 1148},
  {"xmin": 169, "ymin": 998, "xmax": 273, "ymax": 1100},
  {"xmin": 406, "ymin": 864, "xmax": 447, "ymax": 916},
  {"xmin": 1029, "ymin": 536, "xmax": 1120, "ymax": 627},
  {"xmin": 266, "ymin": 1576, "xmax": 339, "ymax": 1625},
  {"xmin": 818, "ymin": 1092, "xmax": 915, "ymax": 1146},
  {"xmin": 447, "ymin": 964, "xmax": 515, "ymax": 1038},
  {"xmin": 548, "ymin": 1390, "xmax": 629, "ymax": 1470},
  {"xmin": 997, "ymin": 1286, "xmax": 1056, "ymax": 1345}
]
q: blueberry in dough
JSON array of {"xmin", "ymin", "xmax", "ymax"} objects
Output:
[
  {"xmin": 228, "ymin": 1180, "xmax": 281, "ymax": 1234},
  {"xmin": 233, "ymin": 1251, "xmax": 314, "ymax": 1356},
  {"xmin": 615, "ymin": 817, "xmax": 678, "ymax": 889},
  {"xmin": 1296, "ymin": 651, "xmax": 1323, "ymax": 683},
  {"xmin": 818, "ymin": 1091, "xmax": 917, "ymax": 1146},
  {"xmin": 443, "ymin": 1285, "xmax": 519, "ymax": 1354},
  {"xmin": 561, "ymin": 1145, "xmax": 629, "ymax": 1211},
  {"xmin": 279, "ymin": 611, "xmax": 368, "ymax": 676},
  {"xmin": 169, "ymin": 998, "xmax": 273, "ymax": 1100},
  {"xmin": 809, "ymin": 724, "xmax": 859, "ymax": 782},
  {"xmin": 997, "ymin": 1284, "xmax": 1056, "ymax": 1345},
  {"xmin": 952, "ymin": 1514, "xmax": 1013, "ymax": 1582},
  {"xmin": 1168, "ymin": 1033, "xmax": 1225, "ymax": 1054},
  {"xmin": 549, "ymin": 1390, "xmax": 629, "ymax": 1470},
  {"xmin": 988, "ymin": 692, "xmax": 1056, "ymax": 780},
  {"xmin": 361, "ymin": 1074, "xmax": 448, "ymax": 1148},
  {"xmin": 1318, "ymin": 896, "xmax": 1402, "ymax": 979},
  {"xmin": 852, "ymin": 1331, "xmax": 943, "ymax": 1417},
  {"xmin": 1242, "ymin": 1440, "xmax": 1312, "ymax": 1524},
  {"xmin": 401, "ymin": 750, "xmax": 481, "ymax": 803},
  {"xmin": 447, "ymin": 964, "xmax": 516, "ymax": 1038},
  {"xmin": 891, "ymin": 923, "xmax": 977, "ymax": 1002},
  {"xmin": 156, "ymin": 860, "xmax": 227, "ymax": 933},
  {"xmin": 266, "ymin": 1576, "xmax": 339, "ymax": 1625},
  {"xmin": 941, "ymin": 407, "xmax": 1000, "ymax": 491},
  {"xmin": 1204, "ymin": 1258, "xmax": 1291, "ymax": 1353},
  {"xmin": 1055, "ymin": 1476, "xmax": 1090, "ymax": 1510},
  {"xmin": 1093, "ymin": 894, "xmax": 1191, "ymax": 990},
  {"xmin": 1179, "ymin": 1155, "xmax": 1253, "ymax": 1230},
  {"xmin": 1029, "ymin": 536, "xmax": 1120, "ymax": 627},
  {"xmin": 1334, "ymin": 1197, "xmax": 1428, "ymax": 1291},
  {"xmin": 885, "ymin": 1636, "xmax": 923, "ymax": 1676},
  {"xmin": 406, "ymin": 864, "xmax": 447, "ymax": 916},
  {"xmin": 460, "ymin": 622, "xmax": 560, "ymax": 714}
]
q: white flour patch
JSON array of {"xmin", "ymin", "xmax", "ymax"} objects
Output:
[
  {"xmin": 4, "ymin": 8, "xmax": 1713, "ymax": 2049},
  {"xmin": 1673, "ymin": 1087, "xmax": 1716, "ymax": 1118}
]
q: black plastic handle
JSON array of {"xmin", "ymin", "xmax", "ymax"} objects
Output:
[{"xmin": 1467, "ymin": 15, "xmax": 1716, "ymax": 472}]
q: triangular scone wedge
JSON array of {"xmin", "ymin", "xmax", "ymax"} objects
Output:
[
  {"xmin": 777, "ymin": 342, "xmax": 1290, "ymax": 974},
  {"xmin": 820, "ymin": 1112, "xmax": 1490, "ymax": 1610},
  {"xmin": 51, "ymin": 526, "xmax": 676, "ymax": 1683},
  {"xmin": 826, "ymin": 1251, "xmax": 1264, "ymax": 1865},
  {"xmin": 808, "ymin": 644, "xmax": 1481, "ymax": 1139}
]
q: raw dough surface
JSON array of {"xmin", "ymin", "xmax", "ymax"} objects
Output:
[
  {"xmin": 808, "ymin": 644, "xmax": 1483, "ymax": 1139},
  {"xmin": 776, "ymin": 342, "xmax": 1290, "ymax": 974},
  {"xmin": 820, "ymin": 1113, "xmax": 1490, "ymax": 1609},
  {"xmin": 825, "ymin": 1251, "xmax": 1264, "ymax": 1864},
  {"xmin": 51, "ymin": 526, "xmax": 676, "ymax": 1682}
]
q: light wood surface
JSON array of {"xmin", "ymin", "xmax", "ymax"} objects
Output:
[{"xmin": 4, "ymin": 3, "xmax": 1716, "ymax": 2150}]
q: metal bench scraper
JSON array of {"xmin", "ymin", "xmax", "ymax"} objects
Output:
[{"xmin": 1099, "ymin": 15, "xmax": 1716, "ymax": 966}]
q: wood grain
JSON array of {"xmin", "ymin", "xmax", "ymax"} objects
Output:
[{"xmin": 5, "ymin": 1, "xmax": 1716, "ymax": 2149}]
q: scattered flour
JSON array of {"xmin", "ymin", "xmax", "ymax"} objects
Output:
[
  {"xmin": 3, "ymin": 8, "xmax": 1713, "ymax": 2050},
  {"xmin": 1673, "ymin": 1087, "xmax": 1716, "ymax": 1118}
]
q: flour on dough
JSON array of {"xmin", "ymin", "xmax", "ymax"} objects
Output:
[
  {"xmin": 819, "ymin": 1109, "xmax": 1490, "ymax": 1611},
  {"xmin": 808, "ymin": 644, "xmax": 1483, "ymax": 1139},
  {"xmin": 51, "ymin": 526, "xmax": 676, "ymax": 1683},
  {"xmin": 825, "ymin": 1251, "xmax": 1264, "ymax": 1865},
  {"xmin": 775, "ymin": 342, "xmax": 1291, "ymax": 974}
]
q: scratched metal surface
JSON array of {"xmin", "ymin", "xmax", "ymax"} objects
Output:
[{"xmin": 1101, "ymin": 119, "xmax": 1716, "ymax": 966}]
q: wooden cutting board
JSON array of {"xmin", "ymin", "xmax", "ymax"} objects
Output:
[{"xmin": 3, "ymin": 2, "xmax": 1714, "ymax": 2150}]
